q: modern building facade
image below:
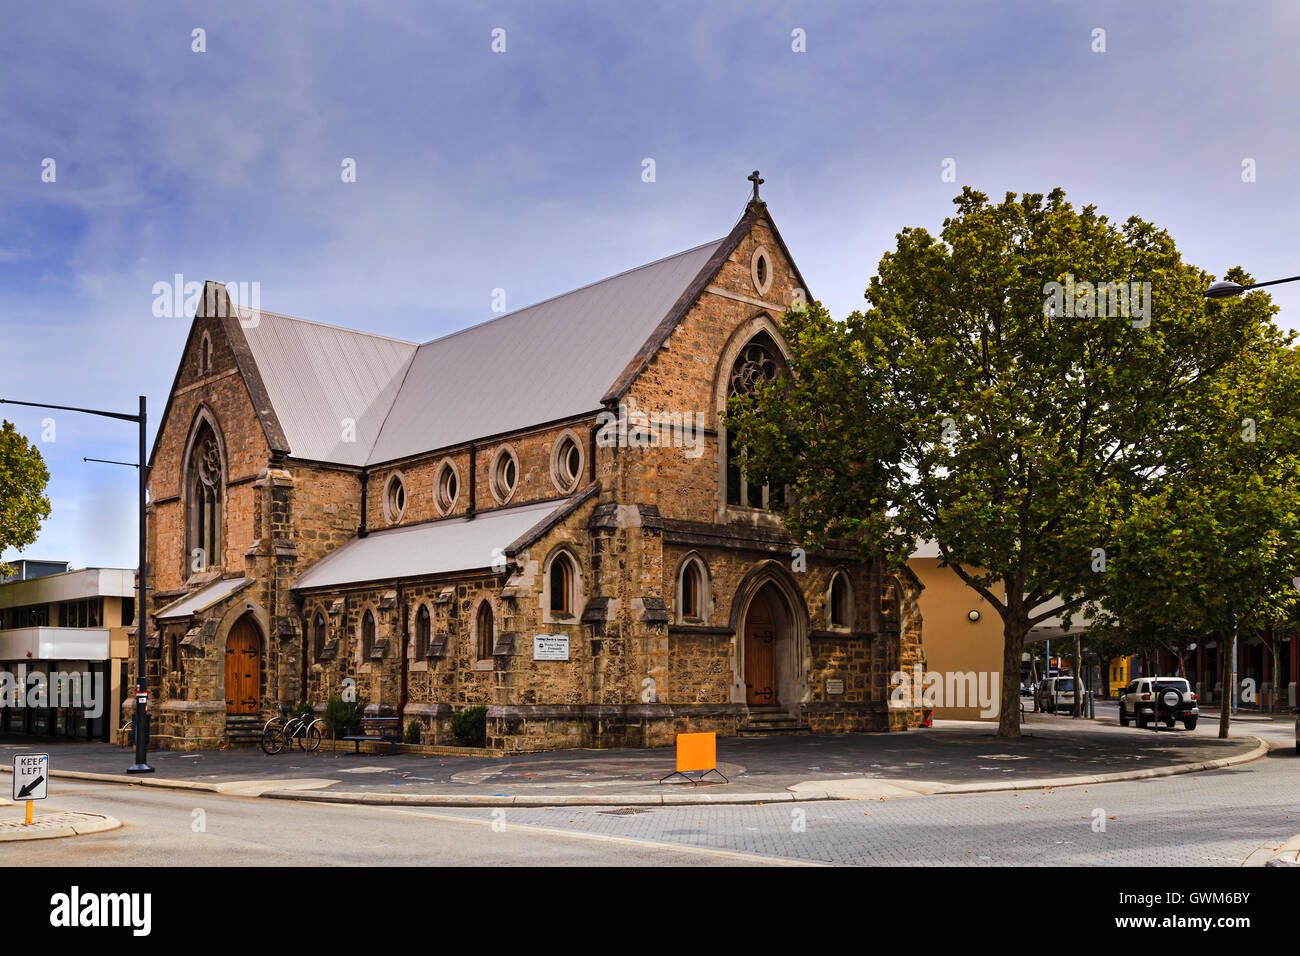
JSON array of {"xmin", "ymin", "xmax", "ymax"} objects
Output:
[
  {"xmin": 136, "ymin": 192, "xmax": 929, "ymax": 752},
  {"xmin": 0, "ymin": 561, "xmax": 132, "ymax": 741}
]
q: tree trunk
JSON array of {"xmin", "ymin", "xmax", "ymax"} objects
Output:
[
  {"xmin": 1270, "ymin": 634, "xmax": 1281, "ymax": 715},
  {"xmin": 998, "ymin": 611, "xmax": 1028, "ymax": 737},
  {"xmin": 1217, "ymin": 632, "xmax": 1232, "ymax": 740}
]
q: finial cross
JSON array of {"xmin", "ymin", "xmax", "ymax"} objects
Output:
[{"xmin": 748, "ymin": 170, "xmax": 764, "ymax": 201}]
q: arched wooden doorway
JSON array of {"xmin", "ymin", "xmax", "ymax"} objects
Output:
[
  {"xmin": 744, "ymin": 589, "xmax": 778, "ymax": 706},
  {"xmin": 225, "ymin": 615, "xmax": 261, "ymax": 715}
]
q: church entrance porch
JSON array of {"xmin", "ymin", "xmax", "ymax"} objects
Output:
[{"xmin": 734, "ymin": 573, "xmax": 810, "ymax": 732}]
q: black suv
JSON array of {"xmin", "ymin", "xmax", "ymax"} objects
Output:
[{"xmin": 1119, "ymin": 677, "xmax": 1199, "ymax": 730}]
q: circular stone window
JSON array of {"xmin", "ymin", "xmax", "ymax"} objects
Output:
[
  {"xmin": 434, "ymin": 459, "xmax": 459, "ymax": 515},
  {"xmin": 382, "ymin": 472, "xmax": 407, "ymax": 524},
  {"xmin": 750, "ymin": 246, "xmax": 773, "ymax": 296},
  {"xmin": 551, "ymin": 430, "xmax": 584, "ymax": 494},
  {"xmin": 490, "ymin": 445, "xmax": 519, "ymax": 504}
]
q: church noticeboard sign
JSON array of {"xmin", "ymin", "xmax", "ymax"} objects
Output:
[
  {"xmin": 825, "ymin": 679, "xmax": 845, "ymax": 696},
  {"xmin": 532, "ymin": 634, "xmax": 569, "ymax": 661}
]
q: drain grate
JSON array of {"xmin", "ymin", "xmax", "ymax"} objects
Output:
[{"xmin": 598, "ymin": 807, "xmax": 652, "ymax": 816}]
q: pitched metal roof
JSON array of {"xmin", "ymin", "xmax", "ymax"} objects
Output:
[
  {"xmin": 294, "ymin": 498, "xmax": 565, "ymax": 590},
  {"xmin": 239, "ymin": 312, "xmax": 418, "ymax": 466},
  {"xmin": 366, "ymin": 239, "xmax": 725, "ymax": 463},
  {"xmin": 225, "ymin": 236, "xmax": 728, "ymax": 468}
]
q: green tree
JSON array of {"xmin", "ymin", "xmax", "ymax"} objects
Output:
[
  {"xmin": 0, "ymin": 421, "xmax": 52, "ymax": 576},
  {"xmin": 1093, "ymin": 338, "xmax": 1300, "ymax": 737},
  {"xmin": 727, "ymin": 188, "xmax": 1274, "ymax": 737}
]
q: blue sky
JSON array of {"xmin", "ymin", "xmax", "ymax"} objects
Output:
[{"xmin": 2, "ymin": 0, "xmax": 1299, "ymax": 569}]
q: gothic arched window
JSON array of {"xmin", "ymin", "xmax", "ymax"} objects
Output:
[
  {"xmin": 549, "ymin": 552, "xmax": 575, "ymax": 616},
  {"xmin": 415, "ymin": 605, "xmax": 431, "ymax": 659},
  {"xmin": 199, "ymin": 333, "xmax": 214, "ymax": 375},
  {"xmin": 312, "ymin": 612, "xmax": 327, "ymax": 661},
  {"xmin": 829, "ymin": 571, "xmax": 854, "ymax": 629},
  {"xmin": 185, "ymin": 420, "xmax": 223, "ymax": 574},
  {"xmin": 475, "ymin": 602, "xmax": 494, "ymax": 661},
  {"xmin": 726, "ymin": 333, "xmax": 781, "ymax": 508},
  {"xmin": 676, "ymin": 555, "xmax": 710, "ymax": 623},
  {"xmin": 361, "ymin": 610, "xmax": 376, "ymax": 659}
]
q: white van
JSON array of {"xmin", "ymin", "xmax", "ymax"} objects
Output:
[{"xmin": 1036, "ymin": 676, "xmax": 1077, "ymax": 714}]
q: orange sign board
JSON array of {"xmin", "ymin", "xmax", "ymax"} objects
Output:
[{"xmin": 675, "ymin": 732, "xmax": 717, "ymax": 773}]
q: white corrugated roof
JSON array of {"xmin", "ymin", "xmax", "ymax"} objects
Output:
[
  {"xmin": 240, "ymin": 313, "xmax": 418, "ymax": 466},
  {"xmin": 367, "ymin": 239, "xmax": 723, "ymax": 463},
  {"xmin": 230, "ymin": 239, "xmax": 723, "ymax": 467},
  {"xmin": 294, "ymin": 499, "xmax": 563, "ymax": 590},
  {"xmin": 155, "ymin": 577, "xmax": 252, "ymax": 620}
]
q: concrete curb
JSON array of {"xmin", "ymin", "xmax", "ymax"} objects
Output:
[
  {"xmin": 0, "ymin": 735, "xmax": 1267, "ymax": 808},
  {"xmin": 0, "ymin": 811, "xmax": 122, "ymax": 842},
  {"xmin": 0, "ymin": 765, "xmax": 228, "ymax": 793},
  {"xmin": 927, "ymin": 734, "xmax": 1270, "ymax": 796},
  {"xmin": 260, "ymin": 789, "xmax": 833, "ymax": 807},
  {"xmin": 1265, "ymin": 833, "xmax": 1300, "ymax": 867}
]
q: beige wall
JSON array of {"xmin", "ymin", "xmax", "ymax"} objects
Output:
[{"xmin": 907, "ymin": 558, "xmax": 1005, "ymax": 720}]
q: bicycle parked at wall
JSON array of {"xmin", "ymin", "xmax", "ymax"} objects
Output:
[{"xmin": 260, "ymin": 711, "xmax": 325, "ymax": 754}]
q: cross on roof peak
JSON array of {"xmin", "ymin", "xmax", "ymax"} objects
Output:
[{"xmin": 747, "ymin": 170, "xmax": 764, "ymax": 201}]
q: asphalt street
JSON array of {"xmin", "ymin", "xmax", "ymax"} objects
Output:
[
  {"xmin": 418, "ymin": 750, "xmax": 1300, "ymax": 867},
  {"xmin": 3, "ymin": 720, "xmax": 1295, "ymax": 867},
  {"xmin": 2, "ymin": 777, "xmax": 785, "ymax": 866}
]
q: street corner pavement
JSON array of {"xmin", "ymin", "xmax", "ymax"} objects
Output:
[
  {"xmin": 1263, "ymin": 833, "xmax": 1300, "ymax": 866},
  {"xmin": 0, "ymin": 714, "xmax": 1268, "ymax": 808},
  {"xmin": 0, "ymin": 808, "xmax": 121, "ymax": 842}
]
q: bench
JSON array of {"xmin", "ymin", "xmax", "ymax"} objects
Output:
[{"xmin": 341, "ymin": 717, "xmax": 402, "ymax": 754}]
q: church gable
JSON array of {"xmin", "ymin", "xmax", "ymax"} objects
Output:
[
  {"xmin": 609, "ymin": 201, "xmax": 809, "ymax": 523},
  {"xmin": 147, "ymin": 285, "xmax": 286, "ymax": 594},
  {"xmin": 602, "ymin": 198, "xmax": 809, "ymax": 410}
]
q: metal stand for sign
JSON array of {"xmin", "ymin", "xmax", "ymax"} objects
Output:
[{"xmin": 658, "ymin": 768, "xmax": 729, "ymax": 786}]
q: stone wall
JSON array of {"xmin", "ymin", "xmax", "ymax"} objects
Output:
[{"xmin": 363, "ymin": 419, "xmax": 595, "ymax": 529}]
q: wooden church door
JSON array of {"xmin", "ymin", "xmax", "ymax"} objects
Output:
[
  {"xmin": 225, "ymin": 617, "xmax": 261, "ymax": 715},
  {"xmin": 744, "ymin": 594, "xmax": 777, "ymax": 706}
]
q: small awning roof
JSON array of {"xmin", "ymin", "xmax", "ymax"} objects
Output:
[
  {"xmin": 294, "ymin": 499, "xmax": 564, "ymax": 591},
  {"xmin": 155, "ymin": 577, "xmax": 251, "ymax": 621}
]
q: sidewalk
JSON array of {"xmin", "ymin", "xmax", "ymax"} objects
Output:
[
  {"xmin": 0, "ymin": 712, "xmax": 1265, "ymax": 807},
  {"xmin": 1193, "ymin": 706, "xmax": 1294, "ymax": 723}
]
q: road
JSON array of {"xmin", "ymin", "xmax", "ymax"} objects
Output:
[
  {"xmin": 6, "ymin": 731, "xmax": 1296, "ymax": 867},
  {"xmin": 2, "ymin": 778, "xmax": 792, "ymax": 866}
]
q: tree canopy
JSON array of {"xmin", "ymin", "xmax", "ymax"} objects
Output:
[
  {"xmin": 0, "ymin": 420, "xmax": 52, "ymax": 576},
  {"xmin": 726, "ymin": 187, "xmax": 1290, "ymax": 736}
]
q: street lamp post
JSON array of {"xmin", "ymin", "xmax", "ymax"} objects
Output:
[
  {"xmin": 1203, "ymin": 275, "xmax": 1300, "ymax": 299},
  {"xmin": 0, "ymin": 395, "xmax": 153, "ymax": 774}
]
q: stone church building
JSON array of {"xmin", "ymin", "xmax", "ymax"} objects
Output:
[{"xmin": 137, "ymin": 186, "xmax": 927, "ymax": 751}]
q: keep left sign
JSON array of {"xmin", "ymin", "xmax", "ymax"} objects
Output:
[{"xmin": 13, "ymin": 753, "xmax": 48, "ymax": 801}]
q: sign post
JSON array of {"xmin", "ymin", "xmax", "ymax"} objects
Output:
[{"xmin": 13, "ymin": 753, "xmax": 48, "ymax": 825}]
